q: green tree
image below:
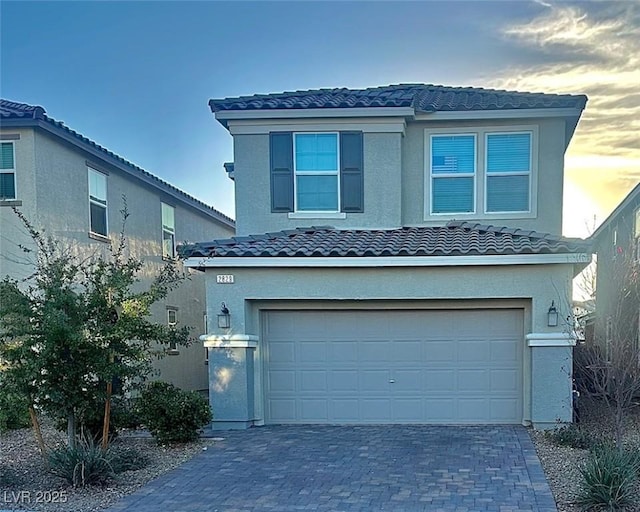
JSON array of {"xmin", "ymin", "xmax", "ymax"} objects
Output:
[{"xmin": 0, "ymin": 205, "xmax": 190, "ymax": 449}]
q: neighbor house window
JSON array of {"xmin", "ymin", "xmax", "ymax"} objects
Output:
[
  {"xmin": 0, "ymin": 141, "xmax": 16, "ymax": 200},
  {"xmin": 485, "ymin": 133, "xmax": 531, "ymax": 213},
  {"xmin": 430, "ymin": 135, "xmax": 476, "ymax": 214},
  {"xmin": 634, "ymin": 209, "xmax": 640, "ymax": 262},
  {"xmin": 161, "ymin": 203, "xmax": 175, "ymax": 259},
  {"xmin": 294, "ymin": 133, "xmax": 339, "ymax": 212},
  {"xmin": 203, "ymin": 312, "xmax": 209, "ymax": 364},
  {"xmin": 167, "ymin": 307, "xmax": 178, "ymax": 353},
  {"xmin": 88, "ymin": 168, "xmax": 108, "ymax": 237}
]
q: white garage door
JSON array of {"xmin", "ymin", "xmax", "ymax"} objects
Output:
[{"xmin": 264, "ymin": 309, "xmax": 523, "ymax": 424}]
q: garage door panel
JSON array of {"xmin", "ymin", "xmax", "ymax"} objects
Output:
[
  {"xmin": 424, "ymin": 340, "xmax": 455, "ymax": 361},
  {"xmin": 269, "ymin": 341, "xmax": 295, "ymax": 363},
  {"xmin": 269, "ymin": 370, "xmax": 296, "ymax": 392},
  {"xmin": 361, "ymin": 399, "xmax": 391, "ymax": 420},
  {"xmin": 332, "ymin": 400, "xmax": 359, "ymax": 421},
  {"xmin": 329, "ymin": 341, "xmax": 358, "ymax": 362},
  {"xmin": 425, "ymin": 369, "xmax": 456, "ymax": 391},
  {"xmin": 393, "ymin": 370, "xmax": 423, "ymax": 392},
  {"xmin": 458, "ymin": 369, "xmax": 489, "ymax": 391},
  {"xmin": 269, "ymin": 399, "xmax": 296, "ymax": 422},
  {"xmin": 360, "ymin": 370, "xmax": 391, "ymax": 392},
  {"xmin": 425, "ymin": 398, "xmax": 455, "ymax": 421},
  {"xmin": 300, "ymin": 371, "xmax": 328, "ymax": 392},
  {"xmin": 264, "ymin": 309, "xmax": 523, "ymax": 424},
  {"xmin": 491, "ymin": 369, "xmax": 519, "ymax": 392},
  {"xmin": 300, "ymin": 399, "xmax": 328, "ymax": 421}
]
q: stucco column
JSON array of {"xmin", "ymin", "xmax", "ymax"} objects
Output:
[
  {"xmin": 201, "ymin": 334, "xmax": 258, "ymax": 430},
  {"xmin": 526, "ymin": 333, "xmax": 576, "ymax": 429}
]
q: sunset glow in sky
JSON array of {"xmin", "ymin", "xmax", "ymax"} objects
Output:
[{"xmin": 2, "ymin": 0, "xmax": 638, "ymax": 238}]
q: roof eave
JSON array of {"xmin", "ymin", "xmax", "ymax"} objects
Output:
[
  {"xmin": 184, "ymin": 253, "xmax": 592, "ymax": 268},
  {"xmin": 212, "ymin": 106, "xmax": 416, "ymax": 129}
]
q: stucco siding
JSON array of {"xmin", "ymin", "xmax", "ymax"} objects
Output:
[
  {"xmin": 402, "ymin": 117, "xmax": 566, "ymax": 233},
  {"xmin": 203, "ymin": 262, "xmax": 575, "ymax": 426},
  {"xmin": 233, "ymin": 132, "xmax": 403, "ymax": 236}
]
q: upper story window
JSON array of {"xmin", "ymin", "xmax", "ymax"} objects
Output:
[
  {"xmin": 88, "ymin": 168, "xmax": 108, "ymax": 237},
  {"xmin": 269, "ymin": 131, "xmax": 363, "ymax": 215},
  {"xmin": 485, "ymin": 133, "xmax": 531, "ymax": 213},
  {"xmin": 430, "ymin": 135, "xmax": 476, "ymax": 214},
  {"xmin": 427, "ymin": 128, "xmax": 535, "ymax": 218},
  {"xmin": 0, "ymin": 141, "xmax": 16, "ymax": 200},
  {"xmin": 161, "ymin": 202, "xmax": 176, "ymax": 259},
  {"xmin": 294, "ymin": 133, "xmax": 339, "ymax": 212},
  {"xmin": 634, "ymin": 209, "xmax": 640, "ymax": 262}
]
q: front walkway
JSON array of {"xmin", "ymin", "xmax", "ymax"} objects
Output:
[{"xmin": 105, "ymin": 425, "xmax": 556, "ymax": 512}]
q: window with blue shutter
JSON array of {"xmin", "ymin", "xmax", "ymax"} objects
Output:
[
  {"xmin": 270, "ymin": 132, "xmax": 363, "ymax": 214},
  {"xmin": 431, "ymin": 135, "xmax": 475, "ymax": 214},
  {"xmin": 0, "ymin": 142, "xmax": 16, "ymax": 200},
  {"xmin": 486, "ymin": 133, "xmax": 531, "ymax": 213}
]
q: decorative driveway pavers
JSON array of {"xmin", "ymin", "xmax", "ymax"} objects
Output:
[{"xmin": 105, "ymin": 425, "xmax": 556, "ymax": 512}]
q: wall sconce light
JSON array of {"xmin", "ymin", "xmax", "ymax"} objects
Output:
[
  {"xmin": 547, "ymin": 301, "xmax": 559, "ymax": 327},
  {"xmin": 217, "ymin": 302, "xmax": 230, "ymax": 329}
]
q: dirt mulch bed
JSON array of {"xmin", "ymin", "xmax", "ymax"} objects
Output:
[
  {"xmin": 530, "ymin": 398, "xmax": 640, "ymax": 512},
  {"xmin": 0, "ymin": 420, "xmax": 213, "ymax": 512}
]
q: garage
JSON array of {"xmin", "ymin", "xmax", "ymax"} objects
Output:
[{"xmin": 263, "ymin": 308, "xmax": 524, "ymax": 424}]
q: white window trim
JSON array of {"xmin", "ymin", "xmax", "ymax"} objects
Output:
[
  {"xmin": 88, "ymin": 167, "xmax": 108, "ymax": 237},
  {"xmin": 161, "ymin": 202, "xmax": 176, "ymax": 259},
  {"xmin": 0, "ymin": 141, "xmax": 17, "ymax": 200},
  {"xmin": 429, "ymin": 133, "xmax": 477, "ymax": 216},
  {"xmin": 483, "ymin": 131, "xmax": 533, "ymax": 214},
  {"xmin": 293, "ymin": 132, "xmax": 341, "ymax": 214},
  {"xmin": 423, "ymin": 125, "xmax": 539, "ymax": 222}
]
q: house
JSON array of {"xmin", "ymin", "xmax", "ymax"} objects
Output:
[
  {"xmin": 182, "ymin": 84, "xmax": 591, "ymax": 429},
  {"xmin": 590, "ymin": 182, "xmax": 640, "ymax": 354},
  {"xmin": 0, "ymin": 99, "xmax": 235, "ymax": 392}
]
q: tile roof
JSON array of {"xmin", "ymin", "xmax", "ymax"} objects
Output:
[
  {"xmin": 0, "ymin": 99, "xmax": 234, "ymax": 228},
  {"xmin": 182, "ymin": 222, "xmax": 591, "ymax": 259},
  {"xmin": 209, "ymin": 84, "xmax": 587, "ymax": 114}
]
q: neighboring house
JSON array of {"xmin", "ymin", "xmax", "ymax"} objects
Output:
[
  {"xmin": 0, "ymin": 99, "xmax": 235, "ymax": 392},
  {"xmin": 590, "ymin": 182, "xmax": 640, "ymax": 354},
  {"xmin": 182, "ymin": 84, "xmax": 591, "ymax": 429}
]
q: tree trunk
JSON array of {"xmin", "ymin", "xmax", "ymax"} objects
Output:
[
  {"xmin": 101, "ymin": 380, "xmax": 112, "ymax": 450},
  {"xmin": 29, "ymin": 406, "xmax": 48, "ymax": 467},
  {"xmin": 67, "ymin": 413, "xmax": 76, "ymax": 449}
]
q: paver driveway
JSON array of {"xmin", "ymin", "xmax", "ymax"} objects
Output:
[{"xmin": 105, "ymin": 425, "xmax": 556, "ymax": 512}]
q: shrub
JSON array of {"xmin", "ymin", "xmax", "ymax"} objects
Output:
[
  {"xmin": 545, "ymin": 424, "xmax": 598, "ymax": 450},
  {"xmin": 0, "ymin": 388, "xmax": 30, "ymax": 433},
  {"xmin": 137, "ymin": 381, "xmax": 212, "ymax": 444},
  {"xmin": 48, "ymin": 436, "xmax": 114, "ymax": 487},
  {"xmin": 109, "ymin": 446, "xmax": 149, "ymax": 473},
  {"xmin": 578, "ymin": 443, "xmax": 640, "ymax": 510}
]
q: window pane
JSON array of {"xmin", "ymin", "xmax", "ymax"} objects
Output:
[
  {"xmin": 0, "ymin": 143, "xmax": 14, "ymax": 170},
  {"xmin": 90, "ymin": 203, "xmax": 107, "ymax": 236},
  {"xmin": 296, "ymin": 175, "xmax": 338, "ymax": 211},
  {"xmin": 432, "ymin": 177, "xmax": 474, "ymax": 213},
  {"xmin": 162, "ymin": 203, "xmax": 175, "ymax": 232},
  {"xmin": 88, "ymin": 169, "xmax": 107, "ymax": 202},
  {"xmin": 0, "ymin": 173, "xmax": 16, "ymax": 199},
  {"xmin": 487, "ymin": 133, "xmax": 531, "ymax": 173},
  {"xmin": 486, "ymin": 175, "xmax": 529, "ymax": 212},
  {"xmin": 163, "ymin": 231, "xmax": 175, "ymax": 258},
  {"xmin": 431, "ymin": 136, "xmax": 475, "ymax": 174},
  {"xmin": 295, "ymin": 134, "xmax": 338, "ymax": 171}
]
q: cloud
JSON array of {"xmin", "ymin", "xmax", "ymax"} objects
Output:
[{"xmin": 484, "ymin": 1, "xmax": 640, "ymax": 228}]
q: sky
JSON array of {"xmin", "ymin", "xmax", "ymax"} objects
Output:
[{"xmin": 1, "ymin": 0, "xmax": 639, "ymax": 238}]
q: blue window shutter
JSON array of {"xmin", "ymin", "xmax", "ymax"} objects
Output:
[
  {"xmin": 486, "ymin": 133, "xmax": 531, "ymax": 212},
  {"xmin": 340, "ymin": 131, "xmax": 363, "ymax": 213},
  {"xmin": 270, "ymin": 132, "xmax": 294, "ymax": 212}
]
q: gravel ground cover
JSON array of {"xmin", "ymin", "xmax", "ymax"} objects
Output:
[
  {"xmin": 530, "ymin": 398, "xmax": 640, "ymax": 512},
  {"xmin": 0, "ymin": 420, "xmax": 212, "ymax": 512}
]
